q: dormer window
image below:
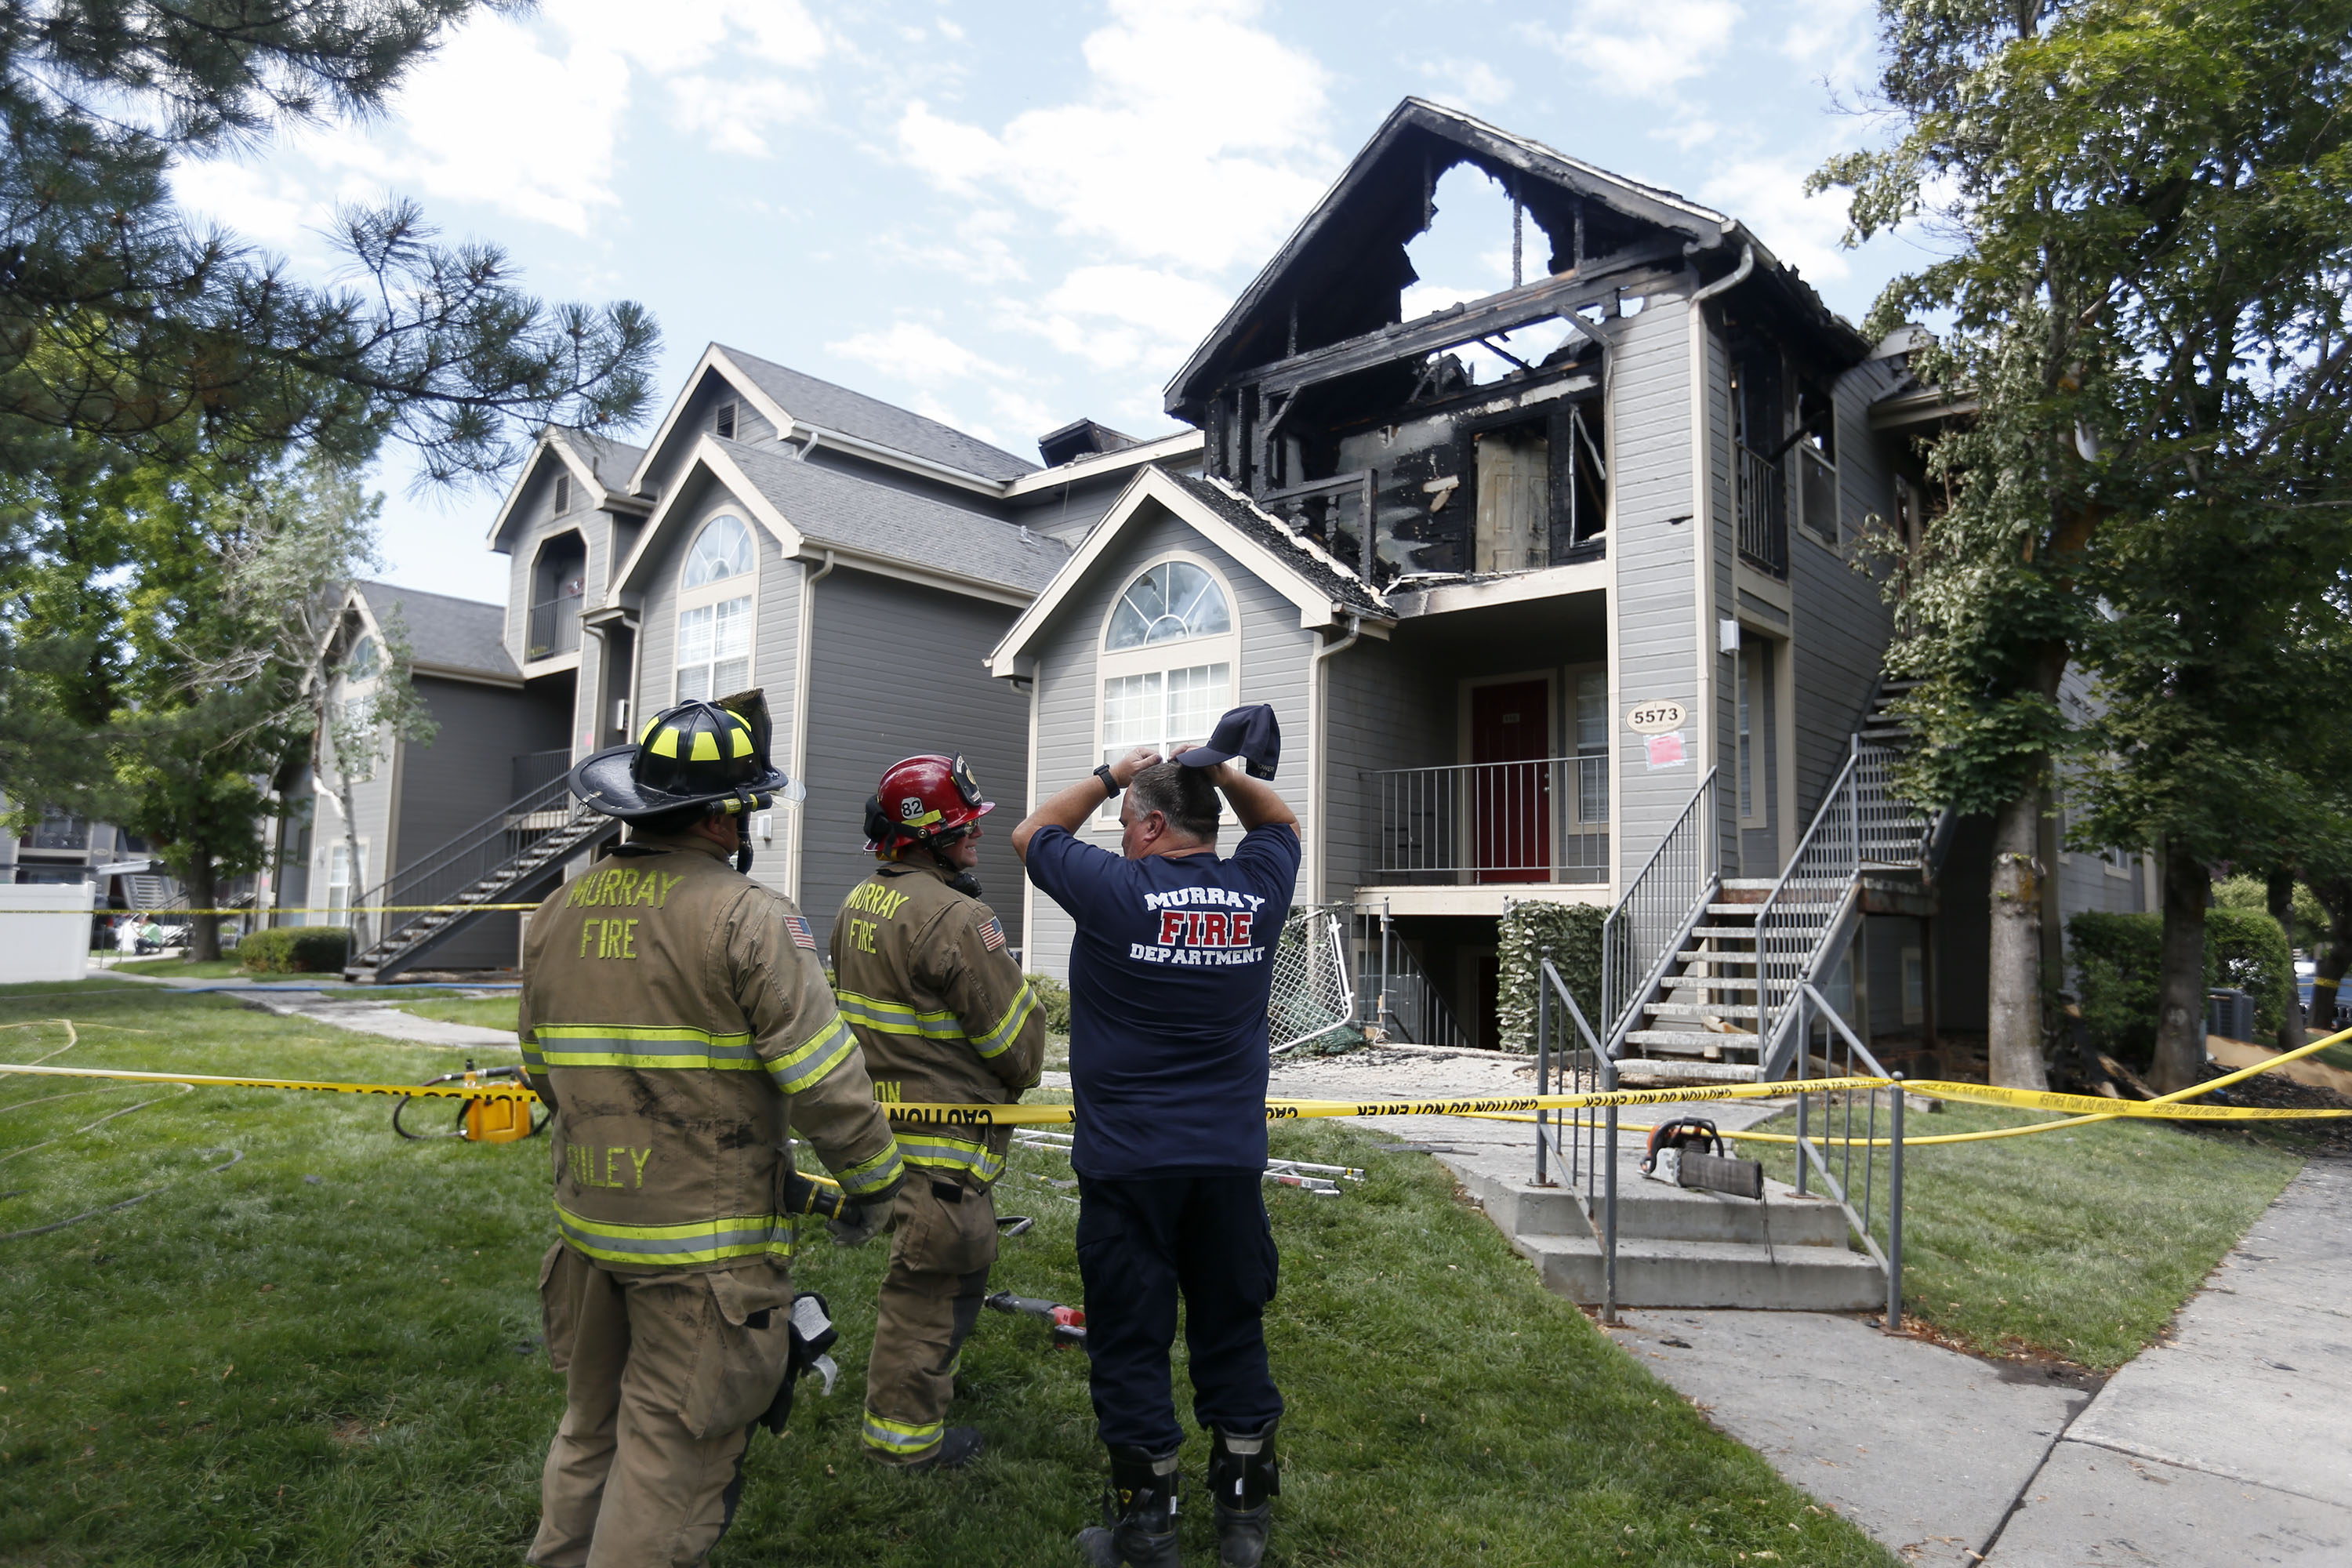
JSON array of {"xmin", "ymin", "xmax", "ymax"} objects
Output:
[
  {"xmin": 552, "ymin": 473, "xmax": 572, "ymax": 514},
  {"xmin": 713, "ymin": 401, "xmax": 737, "ymax": 441}
]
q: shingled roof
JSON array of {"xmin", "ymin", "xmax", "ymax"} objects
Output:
[
  {"xmin": 354, "ymin": 582, "xmax": 517, "ymax": 682},
  {"xmin": 720, "ymin": 347, "xmax": 1040, "ymax": 484},
  {"xmin": 1168, "ymin": 474, "xmax": 1390, "ymax": 620},
  {"xmin": 720, "ymin": 437, "xmax": 1068, "ymax": 595}
]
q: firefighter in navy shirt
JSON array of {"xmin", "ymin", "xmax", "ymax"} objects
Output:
[{"xmin": 1013, "ymin": 706, "xmax": 1298, "ymax": 1568}]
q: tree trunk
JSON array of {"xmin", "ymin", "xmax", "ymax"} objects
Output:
[
  {"xmin": 336, "ymin": 773, "xmax": 368, "ymax": 953},
  {"xmin": 1987, "ymin": 781, "xmax": 2050, "ymax": 1089},
  {"xmin": 2309, "ymin": 877, "xmax": 2352, "ymax": 1041},
  {"xmin": 187, "ymin": 848, "xmax": 221, "ymax": 963},
  {"xmin": 2150, "ymin": 838, "xmax": 2212, "ymax": 1094},
  {"xmin": 2268, "ymin": 866, "xmax": 2307, "ymax": 1051}
]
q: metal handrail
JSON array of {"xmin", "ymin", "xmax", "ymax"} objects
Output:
[
  {"xmin": 1791, "ymin": 978, "xmax": 1905, "ymax": 1330},
  {"xmin": 1536, "ymin": 956, "xmax": 1619, "ymax": 1320},
  {"xmin": 1751, "ymin": 750, "xmax": 1864, "ymax": 1062},
  {"xmin": 1366, "ymin": 755, "xmax": 1609, "ymax": 884},
  {"xmin": 1599, "ymin": 768, "xmax": 1719, "ymax": 1051},
  {"xmin": 350, "ymin": 771, "xmax": 593, "ymax": 958}
]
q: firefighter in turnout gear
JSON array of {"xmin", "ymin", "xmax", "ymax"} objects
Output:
[
  {"xmin": 519, "ymin": 693, "xmax": 905, "ymax": 1568},
  {"xmin": 833, "ymin": 753, "xmax": 1047, "ymax": 1470}
]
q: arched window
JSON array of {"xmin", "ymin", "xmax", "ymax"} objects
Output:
[
  {"xmin": 683, "ymin": 515, "xmax": 755, "ymax": 589},
  {"xmin": 676, "ymin": 514, "xmax": 757, "ymax": 702},
  {"xmin": 344, "ymin": 634, "xmax": 379, "ymax": 681},
  {"xmin": 1093, "ymin": 555, "xmax": 1240, "ymax": 825},
  {"xmin": 1105, "ymin": 560, "xmax": 1231, "ymax": 649}
]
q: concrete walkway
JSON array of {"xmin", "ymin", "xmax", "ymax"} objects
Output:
[
  {"xmin": 1983, "ymin": 1158, "xmax": 2352, "ymax": 1565},
  {"xmin": 95, "ymin": 967, "xmax": 521, "ymax": 1050}
]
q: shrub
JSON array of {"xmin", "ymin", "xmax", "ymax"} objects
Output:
[
  {"xmin": 2069, "ymin": 906, "xmax": 2293, "ymax": 1063},
  {"xmin": 1496, "ymin": 901, "xmax": 1606, "ymax": 1054},
  {"xmin": 1024, "ymin": 971, "xmax": 1073, "ymax": 1036},
  {"xmin": 238, "ymin": 926, "xmax": 353, "ymax": 974}
]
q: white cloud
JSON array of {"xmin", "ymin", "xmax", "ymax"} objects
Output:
[
  {"xmin": 171, "ymin": 158, "xmax": 320, "ymax": 252},
  {"xmin": 1777, "ymin": 0, "xmax": 1879, "ymax": 94},
  {"xmin": 893, "ymin": 0, "xmax": 1335, "ymax": 274},
  {"xmin": 1524, "ymin": 0, "xmax": 1743, "ymax": 103},
  {"xmin": 1425, "ymin": 59, "xmax": 1514, "ymax": 110},
  {"xmin": 1699, "ymin": 156, "xmax": 1853, "ymax": 282},
  {"xmin": 828, "ymin": 321, "xmax": 1016, "ymax": 384},
  {"xmin": 1000, "ymin": 264, "xmax": 1236, "ymax": 375}
]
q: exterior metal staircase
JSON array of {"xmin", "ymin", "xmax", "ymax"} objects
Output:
[
  {"xmin": 1606, "ymin": 682, "xmax": 1951, "ymax": 1084},
  {"xmin": 343, "ymin": 771, "xmax": 619, "ymax": 982}
]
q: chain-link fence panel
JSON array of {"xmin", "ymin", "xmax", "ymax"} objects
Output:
[{"xmin": 1269, "ymin": 904, "xmax": 1359, "ymax": 1053}]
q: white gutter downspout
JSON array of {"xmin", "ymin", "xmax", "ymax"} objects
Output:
[
  {"xmin": 786, "ymin": 550, "xmax": 835, "ymax": 900},
  {"xmin": 1683, "ymin": 240, "xmax": 1754, "ymax": 851},
  {"xmin": 1306, "ymin": 612, "xmax": 1363, "ymax": 906}
]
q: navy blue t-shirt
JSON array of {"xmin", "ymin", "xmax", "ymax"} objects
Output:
[{"xmin": 1023, "ymin": 824, "xmax": 1301, "ymax": 1179}]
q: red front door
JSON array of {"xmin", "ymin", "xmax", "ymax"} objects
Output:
[{"xmin": 1471, "ymin": 680, "xmax": 1551, "ymax": 883}]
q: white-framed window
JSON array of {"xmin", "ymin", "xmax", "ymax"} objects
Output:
[
  {"xmin": 676, "ymin": 514, "xmax": 757, "ymax": 702},
  {"xmin": 1573, "ymin": 667, "xmax": 1607, "ymax": 825},
  {"xmin": 1095, "ymin": 556, "xmax": 1239, "ymax": 825},
  {"xmin": 345, "ymin": 633, "xmax": 379, "ymax": 681},
  {"xmin": 325, "ymin": 839, "xmax": 366, "ymax": 924},
  {"xmin": 1795, "ymin": 379, "xmax": 1838, "ymax": 546}
]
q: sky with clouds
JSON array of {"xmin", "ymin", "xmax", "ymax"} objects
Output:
[{"xmin": 172, "ymin": 0, "xmax": 1932, "ymax": 606}]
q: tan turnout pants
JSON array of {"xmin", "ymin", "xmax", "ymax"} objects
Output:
[
  {"xmin": 860, "ymin": 1173, "xmax": 1000, "ymax": 1463},
  {"xmin": 528, "ymin": 1243, "xmax": 796, "ymax": 1568}
]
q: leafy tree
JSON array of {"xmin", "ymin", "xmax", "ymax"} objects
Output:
[
  {"xmin": 1818, "ymin": 0, "xmax": 2352, "ymax": 1091},
  {"xmin": 0, "ymin": 2, "xmax": 658, "ymax": 814}
]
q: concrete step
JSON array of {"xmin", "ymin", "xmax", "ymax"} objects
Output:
[
  {"xmin": 1685, "ymin": 925, "xmax": 1758, "ymax": 939},
  {"xmin": 1512, "ymin": 1231, "xmax": 1885, "ymax": 1309},
  {"xmin": 1655, "ymin": 974, "xmax": 1759, "ymax": 990},
  {"xmin": 1617, "ymin": 1058, "xmax": 1763, "ymax": 1084},
  {"xmin": 1722, "ymin": 878, "xmax": 1778, "ymax": 891},
  {"xmin": 1625, "ymin": 1029, "xmax": 1761, "ymax": 1051},
  {"xmin": 1450, "ymin": 1164, "xmax": 1848, "ymax": 1249},
  {"xmin": 1676, "ymin": 948, "xmax": 1758, "ymax": 964}
]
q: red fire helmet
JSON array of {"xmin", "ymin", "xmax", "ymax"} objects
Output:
[{"xmin": 864, "ymin": 753, "xmax": 994, "ymax": 855}]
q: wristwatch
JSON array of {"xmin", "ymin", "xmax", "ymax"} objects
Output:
[{"xmin": 1094, "ymin": 764, "xmax": 1121, "ymax": 799}]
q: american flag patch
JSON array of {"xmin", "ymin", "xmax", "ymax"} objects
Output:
[
  {"xmin": 783, "ymin": 914, "xmax": 816, "ymax": 950},
  {"xmin": 979, "ymin": 916, "xmax": 1004, "ymax": 952}
]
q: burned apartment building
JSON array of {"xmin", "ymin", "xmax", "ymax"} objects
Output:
[{"xmin": 993, "ymin": 98, "xmax": 2149, "ymax": 1076}]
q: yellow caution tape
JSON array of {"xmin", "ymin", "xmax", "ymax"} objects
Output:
[{"xmin": 0, "ymin": 1062, "xmax": 537, "ymax": 1102}]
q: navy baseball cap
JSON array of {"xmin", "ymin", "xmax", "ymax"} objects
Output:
[{"xmin": 1179, "ymin": 703, "xmax": 1280, "ymax": 781}]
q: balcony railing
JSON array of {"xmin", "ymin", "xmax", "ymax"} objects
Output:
[
  {"xmin": 527, "ymin": 590, "xmax": 583, "ymax": 661},
  {"xmin": 1737, "ymin": 443, "xmax": 1788, "ymax": 577},
  {"xmin": 1367, "ymin": 755, "xmax": 1609, "ymax": 884}
]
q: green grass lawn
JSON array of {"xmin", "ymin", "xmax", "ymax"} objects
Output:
[
  {"xmin": 381, "ymin": 993, "xmax": 521, "ymax": 1033},
  {"xmin": 1745, "ymin": 1098, "xmax": 2308, "ymax": 1370},
  {"xmin": 0, "ymin": 981, "xmax": 1891, "ymax": 1566}
]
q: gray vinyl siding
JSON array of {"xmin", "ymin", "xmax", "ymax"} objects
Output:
[
  {"xmin": 1023, "ymin": 502, "xmax": 1315, "ymax": 982},
  {"xmin": 1608, "ymin": 292, "xmax": 1703, "ymax": 884},
  {"xmin": 640, "ymin": 370, "xmax": 781, "ymax": 497},
  {"xmin": 1011, "ymin": 460, "xmax": 1203, "ymax": 546},
  {"xmin": 1784, "ymin": 358, "xmax": 1904, "ymax": 826},
  {"xmin": 392, "ymin": 675, "xmax": 568, "ymax": 967},
  {"xmin": 1321, "ymin": 635, "xmax": 1452, "ymax": 896},
  {"xmin": 797, "ymin": 567, "xmax": 1028, "ymax": 959}
]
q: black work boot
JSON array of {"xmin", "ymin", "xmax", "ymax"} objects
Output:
[
  {"xmin": 1207, "ymin": 1422, "xmax": 1279, "ymax": 1567},
  {"xmin": 1075, "ymin": 1444, "xmax": 1181, "ymax": 1568},
  {"xmin": 902, "ymin": 1426, "xmax": 984, "ymax": 1472}
]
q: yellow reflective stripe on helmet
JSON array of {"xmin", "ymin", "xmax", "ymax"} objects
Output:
[
  {"xmin": 971, "ymin": 980, "xmax": 1039, "ymax": 1061},
  {"xmin": 897, "ymin": 1131, "xmax": 1004, "ymax": 1183},
  {"xmin": 649, "ymin": 725, "xmax": 681, "ymax": 757},
  {"xmin": 836, "ymin": 991, "xmax": 965, "ymax": 1041},
  {"xmin": 862, "ymin": 1409, "xmax": 944, "ymax": 1455},
  {"xmin": 532, "ymin": 1025, "xmax": 760, "ymax": 1071},
  {"xmin": 691, "ymin": 729, "xmax": 721, "ymax": 761},
  {"xmin": 764, "ymin": 1012, "xmax": 858, "ymax": 1094},
  {"xmin": 729, "ymin": 725, "xmax": 753, "ymax": 757},
  {"xmin": 830, "ymin": 1140, "xmax": 905, "ymax": 1199},
  {"xmin": 555, "ymin": 1203, "xmax": 793, "ymax": 1266}
]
